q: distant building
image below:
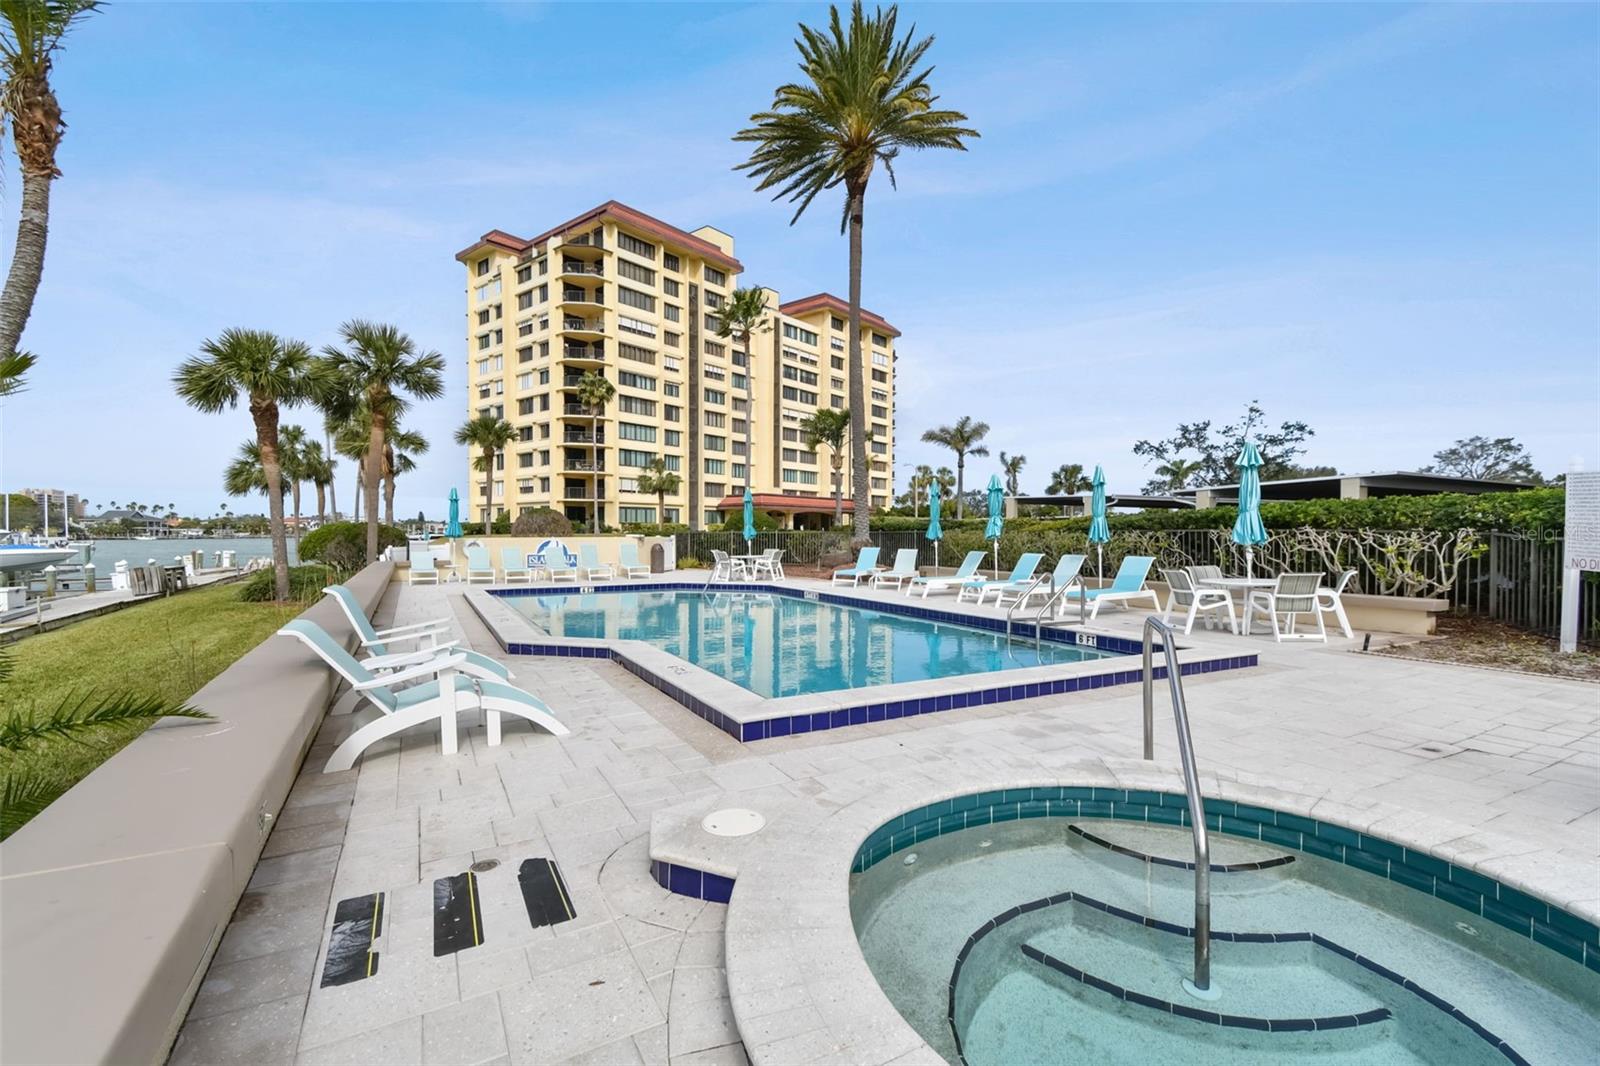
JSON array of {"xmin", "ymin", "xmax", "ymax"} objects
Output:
[
  {"xmin": 19, "ymin": 487, "xmax": 85, "ymax": 526},
  {"xmin": 86, "ymin": 508, "xmax": 166, "ymax": 536}
]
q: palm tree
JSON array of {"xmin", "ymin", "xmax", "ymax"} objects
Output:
[
  {"xmin": 383, "ymin": 424, "xmax": 427, "ymax": 527},
  {"xmin": 173, "ymin": 329, "xmax": 313, "ymax": 601},
  {"xmin": 333, "ymin": 418, "xmax": 369, "ymax": 522},
  {"xmin": 999, "ymin": 451, "xmax": 1026, "ymax": 495},
  {"xmin": 635, "ymin": 457, "xmax": 682, "ymax": 524},
  {"xmin": 224, "ymin": 441, "xmax": 269, "ymax": 497},
  {"xmin": 278, "ymin": 424, "xmax": 309, "ymax": 544},
  {"xmin": 454, "ymin": 415, "xmax": 515, "ymax": 528},
  {"xmin": 1045, "ymin": 463, "xmax": 1091, "ymax": 495},
  {"xmin": 301, "ymin": 440, "xmax": 335, "ymax": 525},
  {"xmin": 0, "ymin": 1, "xmax": 99, "ymax": 361},
  {"xmin": 798, "ymin": 407, "xmax": 852, "ymax": 526},
  {"xmin": 907, "ymin": 463, "xmax": 934, "ymax": 517},
  {"xmin": 920, "ymin": 416, "xmax": 990, "ymax": 518},
  {"xmin": 735, "ymin": 2, "xmax": 977, "ymax": 547},
  {"xmin": 1155, "ymin": 457, "xmax": 1202, "ymax": 492},
  {"xmin": 320, "ymin": 321, "xmax": 445, "ymax": 562},
  {"xmin": 573, "ymin": 370, "xmax": 615, "ymax": 533},
  {"xmin": 715, "ymin": 287, "xmax": 769, "ymax": 497}
]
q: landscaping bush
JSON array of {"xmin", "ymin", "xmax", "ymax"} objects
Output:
[
  {"xmin": 297, "ymin": 521, "xmax": 407, "ymax": 570},
  {"xmin": 618, "ymin": 522, "xmax": 690, "ymax": 536},
  {"xmin": 676, "ymin": 555, "xmax": 707, "ymax": 569},
  {"xmin": 512, "ymin": 508, "xmax": 574, "ymax": 537},
  {"xmin": 237, "ymin": 564, "xmax": 343, "ymax": 603},
  {"xmin": 718, "ymin": 510, "xmax": 781, "ymax": 533}
]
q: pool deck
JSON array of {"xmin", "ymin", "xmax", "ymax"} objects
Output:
[{"xmin": 168, "ymin": 573, "xmax": 1600, "ymax": 1066}]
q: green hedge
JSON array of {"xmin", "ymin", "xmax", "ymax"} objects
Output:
[
  {"xmin": 298, "ymin": 521, "xmax": 407, "ymax": 569},
  {"xmin": 869, "ymin": 489, "xmax": 1563, "ymax": 535}
]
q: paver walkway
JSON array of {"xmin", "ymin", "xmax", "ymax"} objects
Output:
[{"xmin": 169, "ymin": 578, "xmax": 1599, "ymax": 1065}]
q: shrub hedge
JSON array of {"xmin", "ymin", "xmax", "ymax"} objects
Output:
[
  {"xmin": 297, "ymin": 521, "xmax": 407, "ymax": 570},
  {"xmin": 237, "ymin": 564, "xmax": 344, "ymax": 603}
]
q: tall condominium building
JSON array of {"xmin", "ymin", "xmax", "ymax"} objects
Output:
[{"xmin": 456, "ymin": 201, "xmax": 898, "ymax": 530}]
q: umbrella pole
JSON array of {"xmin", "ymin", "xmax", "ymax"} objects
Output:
[
  {"xmin": 1245, "ymin": 546, "xmax": 1253, "ymax": 580},
  {"xmin": 1097, "ymin": 545, "xmax": 1104, "ymax": 586}
]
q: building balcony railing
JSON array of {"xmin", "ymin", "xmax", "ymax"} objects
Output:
[
  {"xmin": 562, "ymin": 460, "xmax": 606, "ymax": 473},
  {"xmin": 562, "ymin": 487, "xmax": 607, "ymax": 500},
  {"xmin": 560, "ymin": 290, "xmax": 603, "ymax": 306},
  {"xmin": 563, "ymin": 345, "xmax": 605, "ymax": 360},
  {"xmin": 563, "ymin": 232, "xmax": 603, "ymax": 249},
  {"xmin": 562, "ymin": 317, "xmax": 606, "ymax": 333},
  {"xmin": 562, "ymin": 432, "xmax": 605, "ymax": 444},
  {"xmin": 560, "ymin": 260, "xmax": 604, "ymax": 276},
  {"xmin": 562, "ymin": 402, "xmax": 602, "ymax": 415}
]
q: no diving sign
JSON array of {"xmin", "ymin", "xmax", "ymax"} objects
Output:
[{"xmin": 1561, "ymin": 472, "xmax": 1600, "ymax": 652}]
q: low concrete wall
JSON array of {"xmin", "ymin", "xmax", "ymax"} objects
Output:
[
  {"xmin": 403, "ymin": 534, "xmax": 676, "ymax": 577},
  {"xmin": 0, "ymin": 561, "xmax": 394, "ymax": 1066}
]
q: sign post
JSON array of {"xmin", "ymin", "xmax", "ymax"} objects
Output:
[{"xmin": 1560, "ymin": 471, "xmax": 1599, "ymax": 654}]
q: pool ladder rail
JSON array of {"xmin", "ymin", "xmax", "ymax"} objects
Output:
[
  {"xmin": 1001, "ymin": 572, "xmax": 1088, "ymax": 647},
  {"xmin": 1141, "ymin": 615, "xmax": 1216, "ymax": 1001}
]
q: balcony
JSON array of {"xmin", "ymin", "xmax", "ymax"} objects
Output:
[
  {"xmin": 562, "ymin": 316, "xmax": 606, "ymax": 335},
  {"xmin": 562, "ymin": 431, "xmax": 605, "ymax": 444},
  {"xmin": 559, "ymin": 289, "xmax": 604, "ymax": 307},
  {"xmin": 560, "ymin": 260, "xmax": 603, "ymax": 277},
  {"xmin": 563, "ymin": 231, "xmax": 603, "ymax": 249},
  {"xmin": 561, "ymin": 486, "xmax": 607, "ymax": 500},
  {"xmin": 562, "ymin": 345, "xmax": 605, "ymax": 361},
  {"xmin": 562, "ymin": 459, "xmax": 607, "ymax": 473}
]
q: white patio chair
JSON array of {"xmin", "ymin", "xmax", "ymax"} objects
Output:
[
  {"xmin": 618, "ymin": 541, "xmax": 651, "ymax": 579},
  {"xmin": 1317, "ymin": 568, "xmax": 1357, "ymax": 639},
  {"xmin": 464, "ymin": 544, "xmax": 497, "ymax": 584},
  {"xmin": 500, "ymin": 548, "xmax": 533, "ymax": 584},
  {"xmin": 579, "ymin": 544, "xmax": 615, "ymax": 581},
  {"xmin": 872, "ymin": 548, "xmax": 920, "ymax": 590},
  {"xmin": 1247, "ymin": 572, "xmax": 1326, "ymax": 642},
  {"xmin": 752, "ymin": 548, "xmax": 786, "ymax": 580},
  {"xmin": 408, "ymin": 548, "xmax": 440, "ymax": 585},
  {"xmin": 1161, "ymin": 568, "xmax": 1238, "ymax": 635},
  {"xmin": 710, "ymin": 550, "xmax": 747, "ymax": 582}
]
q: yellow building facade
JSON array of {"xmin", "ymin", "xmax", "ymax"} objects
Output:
[{"xmin": 456, "ymin": 201, "xmax": 898, "ymax": 530}]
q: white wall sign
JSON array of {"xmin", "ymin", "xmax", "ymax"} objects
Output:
[{"xmin": 1560, "ymin": 471, "xmax": 1599, "ymax": 653}]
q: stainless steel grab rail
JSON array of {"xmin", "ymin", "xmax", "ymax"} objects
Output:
[
  {"xmin": 1031, "ymin": 577, "xmax": 1087, "ymax": 649},
  {"xmin": 1141, "ymin": 616, "xmax": 1214, "ymax": 997},
  {"xmin": 1004, "ymin": 572, "xmax": 1052, "ymax": 642}
]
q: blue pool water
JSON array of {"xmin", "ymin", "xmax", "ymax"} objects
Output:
[{"xmin": 502, "ymin": 589, "xmax": 1117, "ymax": 699}]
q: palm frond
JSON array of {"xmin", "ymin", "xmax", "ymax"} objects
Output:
[
  {"xmin": 0, "ymin": 348, "xmax": 35, "ymax": 396},
  {"xmin": 0, "ymin": 692, "xmax": 211, "ymax": 752},
  {"xmin": 0, "ymin": 769, "xmax": 58, "ymax": 839}
]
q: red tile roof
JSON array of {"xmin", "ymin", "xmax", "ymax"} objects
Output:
[
  {"xmin": 778, "ymin": 293, "xmax": 900, "ymax": 337},
  {"xmin": 716, "ymin": 493, "xmax": 856, "ymax": 515},
  {"xmin": 455, "ymin": 201, "xmax": 744, "ymax": 272}
]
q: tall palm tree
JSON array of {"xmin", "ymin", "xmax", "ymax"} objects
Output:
[
  {"xmin": 635, "ymin": 456, "xmax": 681, "ymax": 524},
  {"xmin": 735, "ymin": 2, "xmax": 977, "ymax": 547},
  {"xmin": 278, "ymin": 424, "xmax": 309, "ymax": 543},
  {"xmin": 383, "ymin": 424, "xmax": 427, "ymax": 527},
  {"xmin": 908, "ymin": 463, "xmax": 934, "ymax": 517},
  {"xmin": 934, "ymin": 466, "xmax": 955, "ymax": 501},
  {"xmin": 224, "ymin": 440, "xmax": 269, "ymax": 497},
  {"xmin": 715, "ymin": 287, "xmax": 769, "ymax": 498},
  {"xmin": 1045, "ymin": 463, "xmax": 1091, "ymax": 495},
  {"xmin": 1155, "ymin": 457, "xmax": 1202, "ymax": 491},
  {"xmin": 999, "ymin": 451, "xmax": 1026, "ymax": 495},
  {"xmin": 798, "ymin": 407, "xmax": 851, "ymax": 526},
  {"xmin": 920, "ymin": 415, "xmax": 990, "ymax": 518},
  {"xmin": 0, "ymin": 0, "xmax": 99, "ymax": 360},
  {"xmin": 454, "ymin": 415, "xmax": 515, "ymax": 528},
  {"xmin": 333, "ymin": 418, "xmax": 369, "ymax": 522},
  {"xmin": 300, "ymin": 440, "xmax": 335, "ymax": 524},
  {"xmin": 320, "ymin": 321, "xmax": 445, "ymax": 562},
  {"xmin": 173, "ymin": 329, "xmax": 312, "ymax": 602},
  {"xmin": 573, "ymin": 370, "xmax": 615, "ymax": 533}
]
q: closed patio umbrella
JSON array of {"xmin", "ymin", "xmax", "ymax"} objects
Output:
[
  {"xmin": 1232, "ymin": 442, "xmax": 1268, "ymax": 578},
  {"xmin": 742, "ymin": 486, "xmax": 757, "ymax": 551},
  {"xmin": 984, "ymin": 474, "xmax": 1005, "ymax": 577},
  {"xmin": 925, "ymin": 482, "xmax": 943, "ymax": 572},
  {"xmin": 445, "ymin": 488, "xmax": 462, "ymax": 538},
  {"xmin": 1088, "ymin": 465, "xmax": 1110, "ymax": 583}
]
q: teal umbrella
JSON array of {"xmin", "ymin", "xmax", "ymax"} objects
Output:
[
  {"xmin": 445, "ymin": 488, "xmax": 462, "ymax": 538},
  {"xmin": 742, "ymin": 486, "xmax": 756, "ymax": 548},
  {"xmin": 1088, "ymin": 464, "xmax": 1110, "ymax": 582},
  {"xmin": 984, "ymin": 474, "xmax": 1005, "ymax": 577},
  {"xmin": 1232, "ymin": 442, "xmax": 1269, "ymax": 578},
  {"xmin": 925, "ymin": 482, "xmax": 943, "ymax": 572}
]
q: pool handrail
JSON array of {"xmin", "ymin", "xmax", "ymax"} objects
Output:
[{"xmin": 1142, "ymin": 615, "xmax": 1212, "ymax": 998}]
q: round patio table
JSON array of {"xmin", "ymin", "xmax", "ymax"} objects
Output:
[
  {"xmin": 1199, "ymin": 576, "xmax": 1277, "ymax": 635},
  {"xmin": 734, "ymin": 555, "xmax": 767, "ymax": 581}
]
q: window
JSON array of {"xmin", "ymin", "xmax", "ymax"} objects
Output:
[
  {"xmin": 664, "ymin": 252, "xmax": 681, "ymax": 271},
  {"xmin": 731, "ymin": 463, "xmax": 746, "ymax": 480},
  {"xmin": 663, "ymin": 277, "xmax": 680, "ymax": 297},
  {"xmin": 872, "ymin": 352, "xmax": 889, "ymax": 367},
  {"xmin": 538, "ymin": 368, "xmax": 550, "ymax": 384},
  {"xmin": 618, "ymin": 286, "xmax": 655, "ymax": 312},
  {"xmin": 704, "ymin": 434, "xmax": 725, "ymax": 452},
  {"xmin": 704, "ymin": 314, "xmax": 721, "ymax": 332},
  {"xmin": 538, "ymin": 257, "xmax": 548, "ymax": 275},
  {"xmin": 872, "ymin": 369, "xmax": 888, "ymax": 383},
  {"xmin": 732, "ymin": 418, "xmax": 747, "ymax": 435},
  {"xmin": 783, "ymin": 323, "xmax": 819, "ymax": 345},
  {"xmin": 618, "ymin": 370, "xmax": 656, "ymax": 391},
  {"xmin": 832, "ymin": 355, "xmax": 845, "ymax": 370},
  {"xmin": 704, "ymin": 483, "xmax": 725, "ymax": 499},
  {"xmin": 782, "ymin": 428, "xmax": 801, "ymax": 442},
  {"xmin": 618, "ymin": 395, "xmax": 656, "ymax": 416},
  {"xmin": 732, "ymin": 439, "xmax": 747, "ymax": 456},
  {"xmin": 516, "ymin": 264, "xmax": 533, "ymax": 284},
  {"xmin": 703, "ymin": 364, "xmax": 726, "ymax": 381},
  {"xmin": 704, "ymin": 265, "xmax": 727, "ymax": 286},
  {"xmin": 873, "ymin": 332, "xmax": 889, "ymax": 347},
  {"xmin": 663, "ymin": 454, "xmax": 681, "ymax": 471},
  {"xmin": 617, "ymin": 422, "xmax": 657, "ymax": 442},
  {"xmin": 518, "ymin": 322, "xmax": 534, "ymax": 337},
  {"xmin": 619, "ymin": 478, "xmax": 641, "ymax": 493},
  {"xmin": 704, "ymin": 411, "xmax": 726, "ymax": 428},
  {"xmin": 831, "ymin": 394, "xmax": 845, "ymax": 408},
  {"xmin": 475, "ymin": 278, "xmax": 501, "ymax": 302},
  {"xmin": 831, "ymin": 377, "xmax": 844, "ymax": 391},
  {"xmin": 872, "ymin": 440, "xmax": 888, "ymax": 454},
  {"xmin": 831, "ymin": 316, "xmax": 845, "ymax": 330},
  {"xmin": 703, "ymin": 290, "xmax": 723, "ymax": 310},
  {"xmin": 617, "ymin": 232, "xmax": 656, "ymax": 259},
  {"xmin": 664, "ymin": 507, "xmax": 680, "ymax": 523},
  {"xmin": 704, "ymin": 459, "xmax": 725, "ymax": 475},
  {"xmin": 517, "ymin": 398, "xmax": 534, "ymax": 416},
  {"xmin": 538, "ymin": 283, "xmax": 548, "ymax": 302},
  {"xmin": 618, "ymin": 449, "xmax": 654, "ymax": 467},
  {"xmin": 477, "ymin": 309, "xmax": 491, "ymax": 325},
  {"xmin": 782, "ymin": 365, "xmax": 818, "ymax": 386},
  {"xmin": 618, "ymin": 342, "xmax": 655, "ymax": 365},
  {"xmin": 872, "ymin": 404, "xmax": 887, "ymax": 419},
  {"xmin": 517, "ymin": 345, "xmax": 533, "ymax": 363},
  {"xmin": 619, "ymin": 315, "xmax": 656, "ymax": 337},
  {"xmin": 620, "ymin": 506, "xmax": 656, "ymax": 524},
  {"xmin": 783, "ymin": 469, "xmax": 819, "ymax": 485},
  {"xmin": 782, "ymin": 386, "xmax": 818, "ymax": 404},
  {"xmin": 704, "ymin": 340, "xmax": 726, "ymax": 358},
  {"xmin": 617, "ymin": 258, "xmax": 655, "ymax": 285},
  {"xmin": 477, "ymin": 334, "xmax": 491, "ymax": 351},
  {"xmin": 663, "ymin": 382, "xmax": 681, "ymax": 397},
  {"xmin": 518, "ymin": 425, "xmax": 534, "ymax": 442},
  {"xmin": 704, "ymin": 388, "xmax": 725, "ymax": 405},
  {"xmin": 517, "ymin": 291, "xmax": 533, "ymax": 310},
  {"xmin": 663, "ymin": 304, "xmax": 681, "ymax": 322},
  {"xmin": 663, "ymin": 330, "xmax": 681, "ymax": 348},
  {"xmin": 517, "ymin": 373, "xmax": 533, "ymax": 390},
  {"xmin": 664, "ymin": 430, "xmax": 681, "ymax": 446},
  {"xmin": 664, "ymin": 404, "xmax": 682, "ymax": 423},
  {"xmin": 518, "ymin": 452, "xmax": 534, "ymax": 468},
  {"xmin": 704, "ymin": 510, "xmax": 722, "ymax": 526},
  {"xmin": 477, "ymin": 258, "xmax": 490, "ymax": 276},
  {"xmin": 732, "ymin": 375, "xmax": 747, "ymax": 392}
]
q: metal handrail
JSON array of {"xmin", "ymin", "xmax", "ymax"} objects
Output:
[
  {"xmin": 1141, "ymin": 616, "xmax": 1213, "ymax": 997},
  {"xmin": 1004, "ymin": 572, "xmax": 1052, "ymax": 642},
  {"xmin": 1031, "ymin": 577, "xmax": 1087, "ymax": 648}
]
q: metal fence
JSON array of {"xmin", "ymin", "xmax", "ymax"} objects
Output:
[{"xmin": 674, "ymin": 526, "xmax": 1597, "ymax": 645}]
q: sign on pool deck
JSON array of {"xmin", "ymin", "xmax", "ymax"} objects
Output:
[{"xmin": 1561, "ymin": 471, "xmax": 1599, "ymax": 653}]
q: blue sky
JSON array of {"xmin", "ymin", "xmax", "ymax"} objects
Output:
[{"xmin": 2, "ymin": 1, "xmax": 1596, "ymax": 517}]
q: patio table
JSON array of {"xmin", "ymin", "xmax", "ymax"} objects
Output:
[
  {"xmin": 734, "ymin": 554, "xmax": 767, "ymax": 581},
  {"xmin": 1199, "ymin": 576, "xmax": 1277, "ymax": 635}
]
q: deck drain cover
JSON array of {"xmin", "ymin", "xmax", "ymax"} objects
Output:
[
  {"xmin": 701, "ymin": 808, "xmax": 766, "ymax": 837},
  {"xmin": 470, "ymin": 859, "xmax": 500, "ymax": 873}
]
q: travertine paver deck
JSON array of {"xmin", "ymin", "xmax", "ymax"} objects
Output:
[{"xmin": 168, "ymin": 575, "xmax": 1599, "ymax": 1066}]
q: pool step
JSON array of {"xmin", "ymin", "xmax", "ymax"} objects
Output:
[{"xmin": 1067, "ymin": 820, "xmax": 1297, "ymax": 899}]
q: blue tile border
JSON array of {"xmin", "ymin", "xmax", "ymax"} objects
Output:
[
  {"xmin": 649, "ymin": 859, "xmax": 733, "ymax": 904},
  {"xmin": 851, "ymin": 788, "xmax": 1599, "ymax": 975},
  {"xmin": 489, "ymin": 584, "xmax": 1258, "ymax": 742}
]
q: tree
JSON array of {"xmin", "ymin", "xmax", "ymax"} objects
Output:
[
  {"xmin": 0, "ymin": 0, "xmax": 98, "ymax": 361},
  {"xmin": 635, "ymin": 456, "xmax": 682, "ymax": 524},
  {"xmin": 1133, "ymin": 401, "xmax": 1315, "ymax": 492},
  {"xmin": 906, "ymin": 463, "xmax": 934, "ymax": 516},
  {"xmin": 320, "ymin": 321, "xmax": 445, "ymax": 563},
  {"xmin": 999, "ymin": 451, "xmax": 1025, "ymax": 495},
  {"xmin": 573, "ymin": 371, "xmax": 615, "ymax": 533},
  {"xmin": 454, "ymin": 415, "xmax": 516, "ymax": 528},
  {"xmin": 278, "ymin": 424, "xmax": 308, "ymax": 544},
  {"xmin": 799, "ymin": 407, "xmax": 852, "ymax": 525},
  {"xmin": 735, "ymin": 1, "xmax": 977, "ymax": 547},
  {"xmin": 1425, "ymin": 437, "xmax": 1542, "ymax": 483},
  {"xmin": 300, "ymin": 440, "xmax": 336, "ymax": 524},
  {"xmin": 1153, "ymin": 457, "xmax": 1202, "ymax": 492},
  {"xmin": 1045, "ymin": 463, "xmax": 1091, "ymax": 495},
  {"xmin": 934, "ymin": 466, "xmax": 955, "ymax": 501},
  {"xmin": 0, "ymin": 350, "xmax": 36, "ymax": 395},
  {"xmin": 382, "ymin": 425, "xmax": 427, "ymax": 527},
  {"xmin": 921, "ymin": 416, "xmax": 990, "ymax": 518},
  {"xmin": 173, "ymin": 329, "xmax": 313, "ymax": 602},
  {"xmin": 333, "ymin": 417, "xmax": 370, "ymax": 522},
  {"xmin": 715, "ymin": 287, "xmax": 769, "ymax": 498}
]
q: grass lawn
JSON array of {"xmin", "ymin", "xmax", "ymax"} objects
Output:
[{"xmin": 1, "ymin": 582, "xmax": 307, "ymax": 840}]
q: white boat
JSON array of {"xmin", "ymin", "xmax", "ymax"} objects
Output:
[{"xmin": 0, "ymin": 541, "xmax": 77, "ymax": 574}]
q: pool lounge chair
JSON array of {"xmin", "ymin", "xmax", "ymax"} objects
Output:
[
  {"xmin": 465, "ymin": 545, "xmax": 496, "ymax": 584},
  {"xmin": 539, "ymin": 545, "xmax": 577, "ymax": 582},
  {"xmin": 996, "ymin": 553, "xmax": 1085, "ymax": 611},
  {"xmin": 1060, "ymin": 555, "xmax": 1161, "ymax": 619},
  {"xmin": 956, "ymin": 552, "xmax": 1044, "ymax": 605},
  {"xmin": 872, "ymin": 548, "xmax": 920, "ymax": 590},
  {"xmin": 501, "ymin": 548, "xmax": 533, "ymax": 584},
  {"xmin": 906, "ymin": 550, "xmax": 986, "ymax": 598},
  {"xmin": 278, "ymin": 619, "xmax": 567, "ymax": 773},
  {"xmin": 408, "ymin": 548, "xmax": 440, "ymax": 585},
  {"xmin": 831, "ymin": 546, "xmax": 881, "ymax": 587},
  {"xmin": 579, "ymin": 543, "xmax": 615, "ymax": 581},
  {"xmin": 618, "ymin": 541, "xmax": 651, "ymax": 579}
]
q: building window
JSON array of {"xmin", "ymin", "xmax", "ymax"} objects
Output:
[
  {"xmin": 517, "ymin": 291, "xmax": 533, "ymax": 310},
  {"xmin": 704, "ymin": 459, "xmax": 725, "ymax": 475},
  {"xmin": 782, "ymin": 386, "xmax": 818, "ymax": 404},
  {"xmin": 618, "ymin": 342, "xmax": 656, "ymax": 365},
  {"xmin": 477, "ymin": 258, "xmax": 490, "ymax": 276},
  {"xmin": 872, "ymin": 352, "xmax": 889, "ymax": 367},
  {"xmin": 703, "ymin": 364, "xmax": 726, "ymax": 381},
  {"xmin": 619, "ymin": 506, "xmax": 656, "ymax": 524},
  {"xmin": 618, "ymin": 370, "xmax": 657, "ymax": 391},
  {"xmin": 704, "ymin": 411, "xmax": 726, "ymax": 428},
  {"xmin": 703, "ymin": 265, "xmax": 727, "ymax": 286},
  {"xmin": 703, "ymin": 290, "xmax": 724, "ymax": 310},
  {"xmin": 618, "ymin": 449, "xmax": 654, "ymax": 467},
  {"xmin": 617, "ymin": 422, "xmax": 657, "ymax": 442},
  {"xmin": 617, "ymin": 258, "xmax": 655, "ymax": 285},
  {"xmin": 477, "ymin": 334, "xmax": 491, "ymax": 350},
  {"xmin": 704, "ymin": 388, "xmax": 725, "ymax": 405},
  {"xmin": 872, "ymin": 369, "xmax": 888, "ymax": 383},
  {"xmin": 704, "ymin": 510, "xmax": 721, "ymax": 526},
  {"xmin": 783, "ymin": 323, "xmax": 818, "ymax": 345},
  {"xmin": 664, "ymin": 404, "xmax": 682, "ymax": 423},
  {"xmin": 663, "ymin": 278, "xmax": 680, "ymax": 297},
  {"xmin": 664, "ymin": 429, "xmax": 682, "ymax": 446},
  {"xmin": 663, "ymin": 382, "xmax": 681, "ymax": 397},
  {"xmin": 871, "ymin": 404, "xmax": 887, "ymax": 419},
  {"xmin": 662, "ymin": 330, "xmax": 681, "ymax": 348},
  {"xmin": 782, "ymin": 365, "xmax": 818, "ymax": 386},
  {"xmin": 831, "ymin": 316, "xmax": 845, "ymax": 330},
  {"xmin": 516, "ymin": 264, "xmax": 532, "ymax": 284},
  {"xmin": 618, "ymin": 286, "xmax": 655, "ymax": 312},
  {"xmin": 704, "ymin": 434, "xmax": 725, "ymax": 452},
  {"xmin": 617, "ymin": 232, "xmax": 656, "ymax": 259},
  {"xmin": 663, "ymin": 454, "xmax": 681, "ymax": 471},
  {"xmin": 872, "ymin": 332, "xmax": 889, "ymax": 347},
  {"xmin": 663, "ymin": 304, "xmax": 681, "ymax": 322},
  {"xmin": 663, "ymin": 252, "xmax": 680, "ymax": 271},
  {"xmin": 705, "ymin": 340, "xmax": 726, "ymax": 358},
  {"xmin": 619, "ymin": 315, "xmax": 656, "ymax": 337},
  {"xmin": 704, "ymin": 482, "xmax": 724, "ymax": 498}
]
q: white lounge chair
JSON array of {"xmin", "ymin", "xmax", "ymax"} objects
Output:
[
  {"xmin": 464, "ymin": 544, "xmax": 496, "ymax": 584},
  {"xmin": 957, "ymin": 553, "xmax": 1044, "ymax": 605},
  {"xmin": 1161, "ymin": 568, "xmax": 1238, "ymax": 635},
  {"xmin": 579, "ymin": 543, "xmax": 615, "ymax": 580},
  {"xmin": 408, "ymin": 548, "xmax": 440, "ymax": 585},
  {"xmin": 1060, "ymin": 556, "xmax": 1162, "ymax": 619},
  {"xmin": 618, "ymin": 541, "xmax": 651, "ymax": 579},
  {"xmin": 279, "ymin": 620, "xmax": 567, "ymax": 772},
  {"xmin": 540, "ymin": 543, "xmax": 577, "ymax": 582},
  {"xmin": 907, "ymin": 550, "xmax": 986, "ymax": 598},
  {"xmin": 500, "ymin": 548, "xmax": 533, "ymax": 584},
  {"xmin": 831, "ymin": 546, "xmax": 881, "ymax": 587},
  {"xmin": 1248, "ymin": 572, "xmax": 1327, "ymax": 642},
  {"xmin": 997, "ymin": 554, "xmax": 1085, "ymax": 611},
  {"xmin": 1317, "ymin": 568, "xmax": 1357, "ymax": 639},
  {"xmin": 873, "ymin": 548, "xmax": 920, "ymax": 590}
]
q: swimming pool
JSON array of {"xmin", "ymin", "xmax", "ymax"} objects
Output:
[
  {"xmin": 850, "ymin": 796, "xmax": 1598, "ymax": 1065},
  {"xmin": 501, "ymin": 588, "xmax": 1116, "ymax": 699}
]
